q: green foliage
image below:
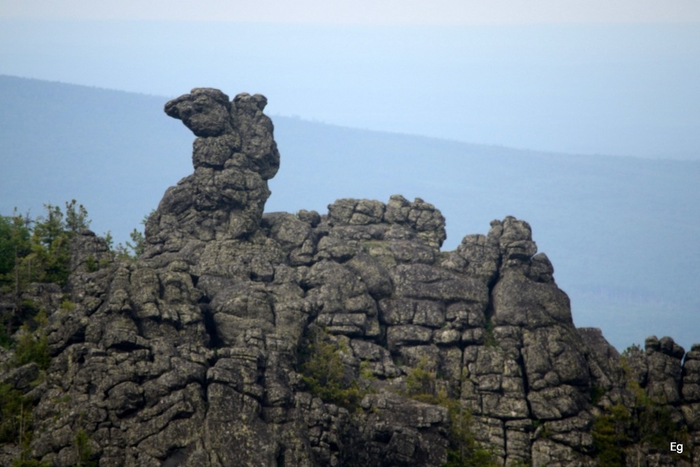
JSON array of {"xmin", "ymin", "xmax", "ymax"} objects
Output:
[
  {"xmin": 63, "ymin": 200, "xmax": 90, "ymax": 234},
  {"xmin": 592, "ymin": 358, "xmax": 690, "ymax": 465},
  {"xmin": 14, "ymin": 311, "xmax": 50, "ymax": 371},
  {"xmin": 622, "ymin": 360, "xmax": 688, "ymax": 453},
  {"xmin": 1, "ymin": 201, "xmax": 91, "ymax": 290},
  {"xmin": 299, "ymin": 328, "xmax": 364, "ymax": 410},
  {"xmin": 590, "ymin": 385, "xmax": 605, "ymax": 405},
  {"xmin": 592, "ymin": 404, "xmax": 630, "ymax": 467},
  {"xmin": 404, "ymin": 357, "xmax": 447, "ymax": 405},
  {"xmin": 85, "ymin": 255, "xmax": 98, "ymax": 273},
  {"xmin": 0, "ymin": 383, "xmax": 31, "ymax": 444},
  {"xmin": 103, "ymin": 231, "xmax": 114, "ymax": 251},
  {"xmin": 442, "ymin": 402, "xmax": 499, "ymax": 467},
  {"xmin": 0, "ymin": 213, "xmax": 31, "ymax": 286},
  {"xmin": 0, "ymin": 321, "xmax": 12, "ymax": 349},
  {"xmin": 126, "ymin": 228, "xmax": 145, "ymax": 258},
  {"xmin": 400, "ymin": 359, "xmax": 498, "ymax": 466},
  {"xmin": 73, "ymin": 428, "xmax": 97, "ymax": 467},
  {"xmin": 143, "ymin": 210, "xmax": 156, "ymax": 226},
  {"xmin": 0, "ymin": 201, "xmax": 93, "ymax": 347},
  {"xmin": 59, "ymin": 299, "xmax": 75, "ymax": 313},
  {"xmin": 25, "ymin": 202, "xmax": 78, "ymax": 284},
  {"xmin": 0, "ymin": 382, "xmax": 46, "ymax": 467},
  {"xmin": 539, "ymin": 424, "xmax": 552, "ymax": 439},
  {"xmin": 358, "ymin": 360, "xmax": 376, "ymax": 380},
  {"xmin": 630, "ymin": 384, "xmax": 687, "ymax": 452},
  {"xmin": 0, "ymin": 313, "xmax": 51, "ymax": 465},
  {"xmin": 406, "ymin": 359, "xmax": 436, "ymax": 397},
  {"xmin": 621, "ymin": 343, "xmax": 643, "ymax": 358},
  {"xmin": 483, "ymin": 319, "xmax": 498, "ymax": 348},
  {"xmin": 108, "ymin": 211, "xmax": 152, "ymax": 261}
]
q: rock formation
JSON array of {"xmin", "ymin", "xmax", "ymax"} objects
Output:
[{"xmin": 1, "ymin": 88, "xmax": 698, "ymax": 466}]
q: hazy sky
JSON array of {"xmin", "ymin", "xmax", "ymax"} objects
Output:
[
  {"xmin": 1, "ymin": 0, "xmax": 699, "ymax": 158},
  {"xmin": 2, "ymin": 0, "xmax": 700, "ymax": 24}
]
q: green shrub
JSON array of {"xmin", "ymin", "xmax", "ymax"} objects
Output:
[
  {"xmin": 621, "ymin": 344, "xmax": 642, "ymax": 358},
  {"xmin": 401, "ymin": 359, "xmax": 498, "ymax": 466},
  {"xmin": 59, "ymin": 299, "xmax": 75, "ymax": 313},
  {"xmin": 299, "ymin": 328, "xmax": 365, "ymax": 410},
  {"xmin": 406, "ymin": 358, "xmax": 437, "ymax": 398},
  {"xmin": 622, "ymin": 363, "xmax": 689, "ymax": 454},
  {"xmin": 0, "ymin": 321, "xmax": 12, "ymax": 349},
  {"xmin": 442, "ymin": 402, "xmax": 499, "ymax": 467},
  {"xmin": 483, "ymin": 320, "xmax": 497, "ymax": 348},
  {"xmin": 358, "ymin": 360, "xmax": 376, "ymax": 380},
  {"xmin": 126, "ymin": 228, "xmax": 145, "ymax": 258},
  {"xmin": 590, "ymin": 385, "xmax": 605, "ymax": 405},
  {"xmin": 0, "ymin": 383, "xmax": 31, "ymax": 444},
  {"xmin": 0, "ymin": 213, "xmax": 31, "ymax": 287},
  {"xmin": 14, "ymin": 311, "xmax": 50, "ymax": 371},
  {"xmin": 85, "ymin": 255, "xmax": 98, "ymax": 272},
  {"xmin": 592, "ymin": 361, "xmax": 691, "ymax": 465},
  {"xmin": 0, "ymin": 317, "xmax": 50, "ymax": 464},
  {"xmin": 404, "ymin": 357, "xmax": 449, "ymax": 405},
  {"xmin": 592, "ymin": 404, "xmax": 630, "ymax": 467},
  {"xmin": 73, "ymin": 428, "xmax": 97, "ymax": 467},
  {"xmin": 0, "ymin": 383, "xmax": 42, "ymax": 463},
  {"xmin": 1, "ymin": 201, "xmax": 91, "ymax": 289}
]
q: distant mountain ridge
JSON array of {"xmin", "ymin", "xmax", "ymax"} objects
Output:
[
  {"xmin": 3, "ymin": 20, "xmax": 699, "ymax": 159},
  {"xmin": 1, "ymin": 74, "xmax": 699, "ymax": 351}
]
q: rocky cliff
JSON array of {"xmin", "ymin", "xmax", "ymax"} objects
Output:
[{"xmin": 1, "ymin": 88, "xmax": 698, "ymax": 467}]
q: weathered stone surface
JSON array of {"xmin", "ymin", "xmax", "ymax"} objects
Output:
[
  {"xmin": 452, "ymin": 231, "xmax": 500, "ymax": 283},
  {"xmin": 577, "ymin": 327, "xmax": 622, "ymax": 395},
  {"xmin": 0, "ymin": 362, "xmax": 40, "ymax": 392},
  {"xmin": 683, "ymin": 345, "xmax": 700, "ymax": 402},
  {"xmin": 391, "ymin": 263, "xmax": 488, "ymax": 303},
  {"xmin": 148, "ymin": 89, "xmax": 280, "ymax": 246},
  {"xmin": 645, "ymin": 335, "xmax": 684, "ymax": 404},
  {"xmin": 1, "ymin": 88, "xmax": 696, "ymax": 467},
  {"xmin": 164, "ymin": 88, "xmax": 232, "ymax": 138},
  {"xmin": 505, "ymin": 419, "xmax": 534, "ymax": 464},
  {"xmin": 384, "ymin": 195, "xmax": 446, "ymax": 249},
  {"xmin": 532, "ymin": 439, "xmax": 596, "ymax": 467},
  {"xmin": 492, "ymin": 267, "xmax": 573, "ymax": 328}
]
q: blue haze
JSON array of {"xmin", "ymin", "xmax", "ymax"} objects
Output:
[{"xmin": 0, "ymin": 20, "xmax": 699, "ymax": 158}]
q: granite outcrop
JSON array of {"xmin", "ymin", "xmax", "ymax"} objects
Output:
[{"xmin": 1, "ymin": 88, "xmax": 697, "ymax": 467}]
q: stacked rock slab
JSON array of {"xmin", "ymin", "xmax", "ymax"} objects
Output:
[{"xmin": 2, "ymin": 89, "xmax": 698, "ymax": 466}]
